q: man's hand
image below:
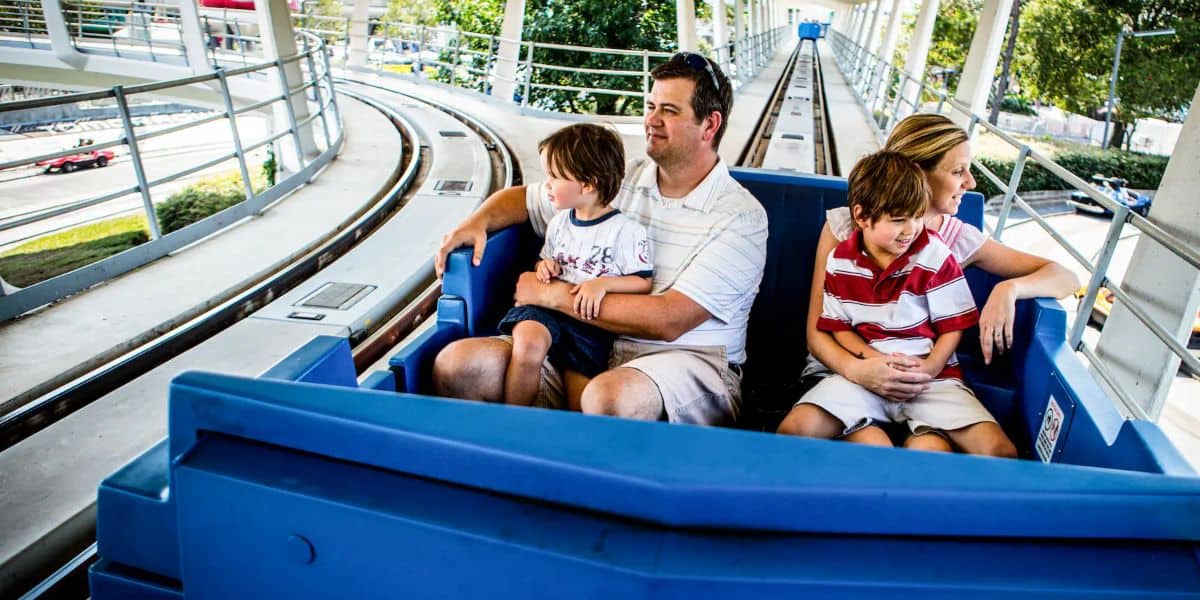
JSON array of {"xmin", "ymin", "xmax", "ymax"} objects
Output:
[
  {"xmin": 570, "ymin": 279, "xmax": 608, "ymax": 319},
  {"xmin": 435, "ymin": 220, "xmax": 487, "ymax": 279},
  {"xmin": 535, "ymin": 259, "xmax": 561, "ymax": 284}
]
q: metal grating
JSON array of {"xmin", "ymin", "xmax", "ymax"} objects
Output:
[
  {"xmin": 435, "ymin": 179, "xmax": 473, "ymax": 193},
  {"xmin": 296, "ymin": 282, "xmax": 376, "ymax": 310}
]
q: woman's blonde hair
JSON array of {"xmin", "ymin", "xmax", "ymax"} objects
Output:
[{"xmin": 883, "ymin": 114, "xmax": 968, "ymax": 171}]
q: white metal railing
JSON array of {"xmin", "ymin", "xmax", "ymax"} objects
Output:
[
  {"xmin": 358, "ymin": 19, "xmax": 790, "ymax": 115},
  {"xmin": 828, "ymin": 28, "xmax": 1198, "ymax": 421},
  {"xmin": 0, "ymin": 0, "xmax": 48, "ymax": 48},
  {"xmin": 0, "ymin": 31, "xmax": 343, "ymax": 321},
  {"xmin": 61, "ymin": 0, "xmax": 189, "ymax": 64}
]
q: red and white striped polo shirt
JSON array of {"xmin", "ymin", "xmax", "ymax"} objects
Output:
[{"xmin": 817, "ymin": 227, "xmax": 978, "ymax": 380}]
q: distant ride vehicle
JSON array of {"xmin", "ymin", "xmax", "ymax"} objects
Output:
[
  {"xmin": 199, "ymin": 0, "xmax": 299, "ymax": 10},
  {"xmin": 1067, "ymin": 174, "xmax": 1152, "ymax": 217},
  {"xmin": 37, "ymin": 138, "xmax": 115, "ymax": 174}
]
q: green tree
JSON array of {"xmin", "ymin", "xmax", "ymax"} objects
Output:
[{"xmin": 1022, "ymin": 0, "xmax": 1198, "ymax": 148}]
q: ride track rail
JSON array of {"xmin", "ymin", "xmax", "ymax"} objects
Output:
[
  {"xmin": 0, "ymin": 83, "xmax": 516, "ymax": 454},
  {"xmin": 737, "ymin": 40, "xmax": 835, "ymax": 176}
]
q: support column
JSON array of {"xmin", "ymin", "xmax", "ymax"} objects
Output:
[
  {"xmin": 899, "ymin": 0, "xmax": 941, "ymax": 119},
  {"xmin": 868, "ymin": 0, "xmax": 904, "ymax": 100},
  {"xmin": 854, "ymin": 0, "xmax": 882, "ymax": 79},
  {"xmin": 256, "ymin": 0, "xmax": 317, "ymax": 169},
  {"xmin": 175, "ymin": 0, "xmax": 213, "ymax": 72},
  {"xmin": 710, "ymin": 0, "xmax": 729, "ymax": 71},
  {"xmin": 493, "ymin": 0, "xmax": 526, "ymax": 103},
  {"xmin": 1094, "ymin": 82, "xmax": 1200, "ymax": 419},
  {"xmin": 734, "ymin": 0, "xmax": 745, "ymax": 74},
  {"xmin": 749, "ymin": 0, "xmax": 760, "ymax": 67},
  {"xmin": 347, "ymin": 0, "xmax": 370, "ymax": 68},
  {"xmin": 677, "ymin": 0, "xmax": 698, "ymax": 52},
  {"xmin": 39, "ymin": 0, "xmax": 84, "ymax": 68},
  {"xmin": 951, "ymin": 0, "xmax": 1013, "ymax": 126}
]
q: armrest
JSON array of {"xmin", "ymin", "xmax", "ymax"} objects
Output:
[{"xmin": 441, "ymin": 224, "xmax": 540, "ymax": 337}]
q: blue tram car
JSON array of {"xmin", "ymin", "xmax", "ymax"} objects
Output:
[{"xmin": 90, "ymin": 171, "xmax": 1200, "ymax": 598}]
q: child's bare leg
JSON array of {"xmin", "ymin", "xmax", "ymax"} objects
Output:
[
  {"xmin": 563, "ymin": 370, "xmax": 589, "ymax": 412},
  {"xmin": 843, "ymin": 425, "xmax": 893, "ymax": 447},
  {"xmin": 904, "ymin": 432, "xmax": 952, "ymax": 452},
  {"xmin": 946, "ymin": 422, "xmax": 1018, "ymax": 458},
  {"xmin": 504, "ymin": 320, "xmax": 553, "ymax": 406},
  {"xmin": 777, "ymin": 404, "xmax": 845, "ymax": 439}
]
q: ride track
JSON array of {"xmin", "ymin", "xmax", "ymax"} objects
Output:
[{"xmin": 1, "ymin": 81, "xmax": 516, "ymax": 596}]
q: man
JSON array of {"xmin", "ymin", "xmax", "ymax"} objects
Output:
[{"xmin": 432, "ymin": 52, "xmax": 768, "ymax": 426}]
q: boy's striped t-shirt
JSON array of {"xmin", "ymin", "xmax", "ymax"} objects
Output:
[{"xmin": 817, "ymin": 227, "xmax": 978, "ymax": 380}]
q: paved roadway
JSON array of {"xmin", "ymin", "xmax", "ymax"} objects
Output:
[{"xmin": 0, "ymin": 115, "xmax": 270, "ymax": 250}]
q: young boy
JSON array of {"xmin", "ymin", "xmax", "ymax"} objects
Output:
[
  {"xmin": 499, "ymin": 124, "xmax": 654, "ymax": 410},
  {"xmin": 782, "ymin": 151, "xmax": 1015, "ymax": 456}
]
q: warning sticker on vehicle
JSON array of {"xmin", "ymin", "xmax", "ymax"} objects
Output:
[{"xmin": 1036, "ymin": 395, "xmax": 1065, "ymax": 463}]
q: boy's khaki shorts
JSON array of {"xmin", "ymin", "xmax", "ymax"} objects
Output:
[
  {"xmin": 796, "ymin": 374, "xmax": 997, "ymax": 437},
  {"xmin": 497, "ymin": 336, "xmax": 742, "ymax": 425}
]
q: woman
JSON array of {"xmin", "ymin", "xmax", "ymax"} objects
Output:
[{"xmin": 779, "ymin": 114, "xmax": 1080, "ymax": 452}]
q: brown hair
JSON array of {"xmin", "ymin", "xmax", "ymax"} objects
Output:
[
  {"xmin": 650, "ymin": 52, "xmax": 734, "ymax": 149},
  {"xmin": 538, "ymin": 123, "xmax": 626, "ymax": 207},
  {"xmin": 883, "ymin": 113, "xmax": 969, "ymax": 171},
  {"xmin": 847, "ymin": 151, "xmax": 930, "ymax": 225}
]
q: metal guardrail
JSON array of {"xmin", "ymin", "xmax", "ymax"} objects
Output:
[
  {"xmin": 0, "ymin": 31, "xmax": 343, "ymax": 322},
  {"xmin": 827, "ymin": 28, "xmax": 1198, "ymax": 421},
  {"xmin": 358, "ymin": 20, "xmax": 789, "ymax": 114}
]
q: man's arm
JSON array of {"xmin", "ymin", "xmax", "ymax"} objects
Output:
[
  {"xmin": 434, "ymin": 185, "xmax": 529, "ymax": 277},
  {"xmin": 571, "ymin": 275, "xmax": 654, "ymax": 320},
  {"xmin": 515, "ymin": 274, "xmax": 709, "ymax": 340}
]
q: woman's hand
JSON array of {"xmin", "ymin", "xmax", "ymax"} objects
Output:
[
  {"xmin": 979, "ymin": 280, "xmax": 1017, "ymax": 364},
  {"xmin": 846, "ymin": 354, "xmax": 932, "ymax": 401}
]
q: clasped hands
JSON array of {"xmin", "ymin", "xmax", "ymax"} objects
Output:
[{"xmin": 518, "ymin": 259, "xmax": 607, "ymax": 319}]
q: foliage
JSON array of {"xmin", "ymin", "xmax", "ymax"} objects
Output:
[
  {"xmin": 1000, "ymin": 95, "xmax": 1037, "ymax": 116},
  {"xmin": 426, "ymin": 0, "xmax": 685, "ymax": 115},
  {"xmin": 971, "ymin": 149, "xmax": 1169, "ymax": 197},
  {"xmin": 156, "ymin": 170, "xmax": 266, "ymax": 235},
  {"xmin": 0, "ymin": 215, "xmax": 148, "ymax": 287},
  {"xmin": 383, "ymin": 0, "xmax": 438, "ymax": 28},
  {"xmin": 1020, "ymin": 0, "xmax": 1197, "ymax": 144}
]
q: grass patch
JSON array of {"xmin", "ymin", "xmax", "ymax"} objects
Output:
[{"xmin": 0, "ymin": 214, "xmax": 149, "ymax": 287}]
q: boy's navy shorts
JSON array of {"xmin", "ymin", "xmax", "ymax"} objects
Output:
[{"xmin": 498, "ymin": 305, "xmax": 614, "ymax": 377}]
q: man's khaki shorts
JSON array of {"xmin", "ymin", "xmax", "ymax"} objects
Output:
[
  {"xmin": 796, "ymin": 375, "xmax": 997, "ymax": 437},
  {"xmin": 497, "ymin": 336, "xmax": 742, "ymax": 425}
]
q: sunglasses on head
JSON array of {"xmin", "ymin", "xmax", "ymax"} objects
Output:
[{"xmin": 675, "ymin": 51, "xmax": 721, "ymax": 94}]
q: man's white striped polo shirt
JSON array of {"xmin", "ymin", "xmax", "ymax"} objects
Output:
[{"xmin": 527, "ymin": 158, "xmax": 768, "ymax": 364}]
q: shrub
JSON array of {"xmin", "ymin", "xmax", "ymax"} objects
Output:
[
  {"xmin": 999, "ymin": 95, "xmax": 1037, "ymax": 116},
  {"xmin": 971, "ymin": 149, "xmax": 1168, "ymax": 197},
  {"xmin": 156, "ymin": 169, "xmax": 265, "ymax": 234}
]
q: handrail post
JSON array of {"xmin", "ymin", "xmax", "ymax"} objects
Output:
[
  {"xmin": 485, "ymin": 34, "xmax": 497, "ymax": 96},
  {"xmin": 991, "ymin": 146, "xmax": 1030, "ymax": 241},
  {"xmin": 215, "ymin": 67, "xmax": 256, "ymax": 203},
  {"xmin": 416, "ymin": 25, "xmax": 426, "ymax": 78},
  {"xmin": 450, "ymin": 29, "xmax": 461, "ymax": 88},
  {"xmin": 521, "ymin": 41, "xmax": 534, "ymax": 107},
  {"xmin": 113, "ymin": 85, "xmax": 162, "ymax": 240},
  {"xmin": 302, "ymin": 36, "xmax": 333, "ymax": 150},
  {"xmin": 642, "ymin": 50, "xmax": 650, "ymax": 101},
  {"xmin": 321, "ymin": 41, "xmax": 342, "ymax": 134},
  {"xmin": 276, "ymin": 56, "xmax": 308, "ymax": 171},
  {"xmin": 1069, "ymin": 205, "xmax": 1130, "ymax": 348}
]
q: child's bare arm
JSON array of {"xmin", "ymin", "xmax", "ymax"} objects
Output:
[
  {"xmin": 918, "ymin": 330, "xmax": 963, "ymax": 378},
  {"xmin": 571, "ymin": 275, "xmax": 653, "ymax": 319},
  {"xmin": 831, "ymin": 330, "xmax": 884, "ymax": 359}
]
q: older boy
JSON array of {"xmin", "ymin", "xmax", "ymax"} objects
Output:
[{"xmin": 778, "ymin": 151, "xmax": 1016, "ymax": 456}]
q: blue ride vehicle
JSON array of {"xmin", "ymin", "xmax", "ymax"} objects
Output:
[
  {"xmin": 1067, "ymin": 174, "xmax": 1152, "ymax": 217},
  {"xmin": 90, "ymin": 171, "xmax": 1200, "ymax": 598}
]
